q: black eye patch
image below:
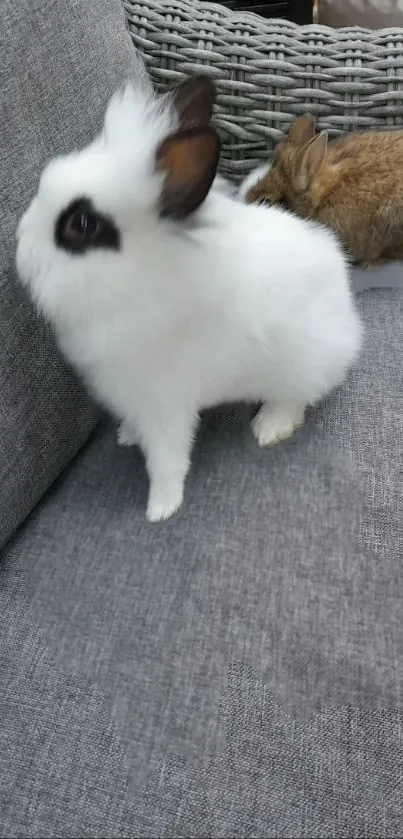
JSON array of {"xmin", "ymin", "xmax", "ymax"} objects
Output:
[{"xmin": 55, "ymin": 197, "xmax": 120, "ymax": 254}]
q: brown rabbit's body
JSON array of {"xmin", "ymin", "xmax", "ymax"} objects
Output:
[{"xmin": 245, "ymin": 118, "xmax": 403, "ymax": 267}]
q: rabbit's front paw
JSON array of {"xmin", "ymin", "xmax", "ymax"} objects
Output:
[
  {"xmin": 146, "ymin": 480, "xmax": 184, "ymax": 523},
  {"xmin": 252, "ymin": 403, "xmax": 305, "ymax": 448},
  {"xmin": 117, "ymin": 422, "xmax": 138, "ymax": 447}
]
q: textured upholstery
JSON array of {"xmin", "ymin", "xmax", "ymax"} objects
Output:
[
  {"xmin": 0, "ymin": 0, "xmax": 147, "ymax": 548},
  {"xmin": 1, "ymin": 0, "xmax": 403, "ymax": 835},
  {"xmin": 1, "ymin": 291, "xmax": 403, "ymax": 836}
]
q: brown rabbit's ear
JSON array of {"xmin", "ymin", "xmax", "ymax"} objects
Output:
[
  {"xmin": 156, "ymin": 127, "xmax": 221, "ymax": 219},
  {"xmin": 289, "ymin": 115, "xmax": 316, "ymax": 146},
  {"xmin": 172, "ymin": 75, "xmax": 216, "ymax": 129},
  {"xmin": 299, "ymin": 131, "xmax": 328, "ymax": 187}
]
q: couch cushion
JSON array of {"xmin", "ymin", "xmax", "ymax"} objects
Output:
[
  {"xmin": 0, "ymin": 0, "xmax": 148, "ymax": 548},
  {"xmin": 1, "ymin": 289, "xmax": 402, "ymax": 836}
]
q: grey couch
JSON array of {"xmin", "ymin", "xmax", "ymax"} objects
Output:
[{"xmin": 1, "ymin": 0, "xmax": 403, "ymax": 836}]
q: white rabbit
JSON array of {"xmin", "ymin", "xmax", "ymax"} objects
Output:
[{"xmin": 16, "ymin": 76, "xmax": 362, "ymax": 523}]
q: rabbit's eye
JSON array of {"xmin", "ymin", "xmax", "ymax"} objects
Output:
[
  {"xmin": 69, "ymin": 210, "xmax": 99, "ymax": 239},
  {"xmin": 55, "ymin": 197, "xmax": 120, "ymax": 254}
]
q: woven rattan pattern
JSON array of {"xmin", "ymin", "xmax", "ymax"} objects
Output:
[{"xmin": 124, "ymin": 0, "xmax": 403, "ymax": 180}]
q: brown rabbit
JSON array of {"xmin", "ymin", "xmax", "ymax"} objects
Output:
[{"xmin": 244, "ymin": 115, "xmax": 403, "ymax": 267}]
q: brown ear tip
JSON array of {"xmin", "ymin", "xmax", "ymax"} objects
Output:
[
  {"xmin": 175, "ymin": 73, "xmax": 216, "ymax": 97},
  {"xmin": 191, "ymin": 74, "xmax": 216, "ymax": 103},
  {"xmin": 191, "ymin": 73, "xmax": 215, "ymax": 87},
  {"xmin": 300, "ymin": 113, "xmax": 315, "ymax": 124}
]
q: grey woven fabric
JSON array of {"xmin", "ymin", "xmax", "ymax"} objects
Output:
[
  {"xmin": 0, "ymin": 0, "xmax": 147, "ymax": 549},
  {"xmin": 1, "ymin": 289, "xmax": 403, "ymax": 837},
  {"xmin": 124, "ymin": 0, "xmax": 403, "ymax": 180}
]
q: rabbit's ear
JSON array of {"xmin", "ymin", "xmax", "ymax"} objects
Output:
[
  {"xmin": 289, "ymin": 115, "xmax": 316, "ymax": 146},
  {"xmin": 299, "ymin": 131, "xmax": 328, "ymax": 187},
  {"xmin": 172, "ymin": 75, "xmax": 216, "ymax": 129},
  {"xmin": 156, "ymin": 127, "xmax": 221, "ymax": 219}
]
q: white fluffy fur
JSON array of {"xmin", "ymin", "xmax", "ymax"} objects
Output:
[
  {"xmin": 16, "ymin": 83, "xmax": 362, "ymax": 522},
  {"xmin": 237, "ymin": 163, "xmax": 271, "ymax": 201}
]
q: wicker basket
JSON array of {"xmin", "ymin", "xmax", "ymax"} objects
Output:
[{"xmin": 124, "ymin": 0, "xmax": 403, "ymax": 180}]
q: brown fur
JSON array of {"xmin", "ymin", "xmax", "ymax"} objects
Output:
[
  {"xmin": 157, "ymin": 127, "xmax": 220, "ymax": 219},
  {"xmin": 245, "ymin": 115, "xmax": 403, "ymax": 267}
]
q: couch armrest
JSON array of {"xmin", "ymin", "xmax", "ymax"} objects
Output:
[{"xmin": 124, "ymin": 0, "xmax": 403, "ymax": 180}]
